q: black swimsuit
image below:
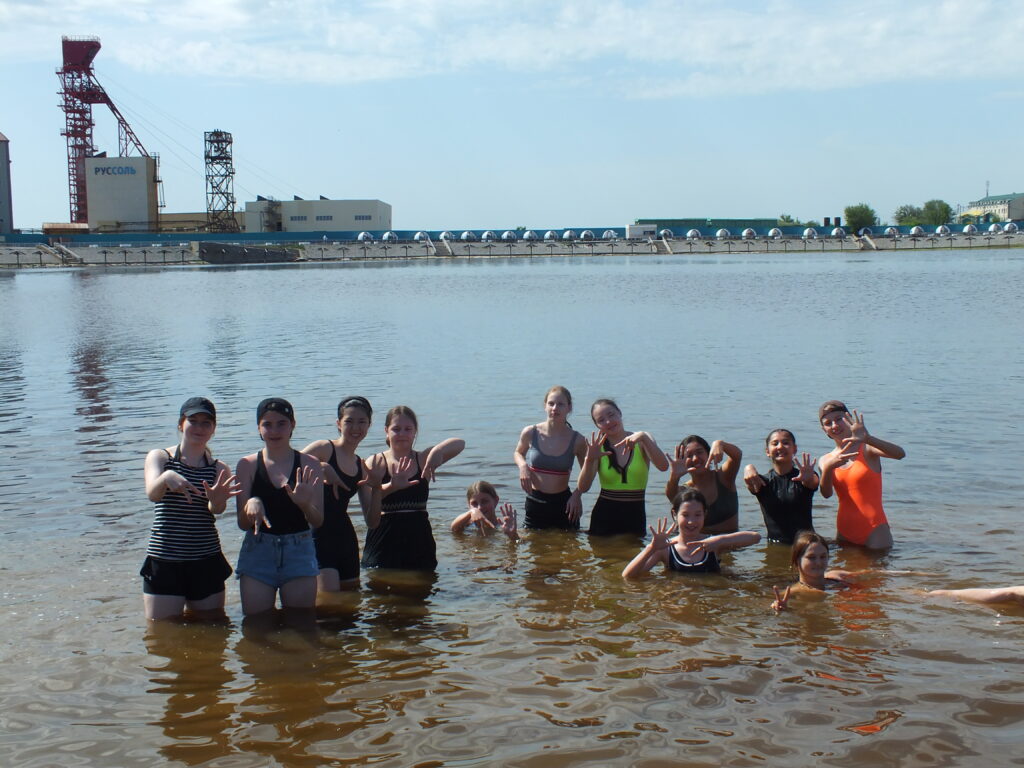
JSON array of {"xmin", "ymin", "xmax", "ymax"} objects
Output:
[
  {"xmin": 361, "ymin": 453, "xmax": 437, "ymax": 570},
  {"xmin": 667, "ymin": 545, "xmax": 720, "ymax": 573},
  {"xmin": 313, "ymin": 443, "xmax": 362, "ymax": 580}
]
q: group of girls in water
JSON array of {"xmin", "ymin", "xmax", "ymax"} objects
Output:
[{"xmin": 141, "ymin": 387, "xmax": 1020, "ymax": 621}]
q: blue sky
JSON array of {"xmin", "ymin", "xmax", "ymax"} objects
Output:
[{"xmin": 3, "ymin": 0, "xmax": 1023, "ymax": 230}]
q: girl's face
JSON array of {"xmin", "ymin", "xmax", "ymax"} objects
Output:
[
  {"xmin": 337, "ymin": 407, "xmax": 370, "ymax": 443},
  {"xmin": 591, "ymin": 404, "xmax": 623, "ymax": 435},
  {"xmin": 259, "ymin": 413, "xmax": 294, "ymax": 446},
  {"xmin": 180, "ymin": 413, "xmax": 216, "ymax": 444},
  {"xmin": 545, "ymin": 392, "xmax": 571, "ymax": 422},
  {"xmin": 799, "ymin": 542, "xmax": 830, "ymax": 581},
  {"xmin": 766, "ymin": 431, "xmax": 797, "ymax": 463},
  {"xmin": 467, "ymin": 492, "xmax": 497, "ymax": 517},
  {"xmin": 682, "ymin": 442, "xmax": 709, "ymax": 473},
  {"xmin": 820, "ymin": 411, "xmax": 850, "ymax": 441},
  {"xmin": 386, "ymin": 414, "xmax": 417, "ymax": 449},
  {"xmin": 676, "ymin": 500, "xmax": 706, "ymax": 535}
]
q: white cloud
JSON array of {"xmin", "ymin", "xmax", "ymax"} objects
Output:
[{"xmin": 4, "ymin": 0, "xmax": 1024, "ymax": 93}]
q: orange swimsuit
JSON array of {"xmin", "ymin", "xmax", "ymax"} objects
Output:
[{"xmin": 832, "ymin": 445, "xmax": 887, "ymax": 545}]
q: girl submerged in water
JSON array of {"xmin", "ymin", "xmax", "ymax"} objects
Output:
[
  {"xmin": 450, "ymin": 480, "xmax": 519, "ymax": 540},
  {"xmin": 301, "ymin": 396, "xmax": 381, "ymax": 592},
  {"xmin": 141, "ymin": 397, "xmax": 240, "ymax": 621},
  {"xmin": 577, "ymin": 398, "xmax": 669, "ymax": 537},
  {"xmin": 513, "ymin": 385, "xmax": 588, "ymax": 530},
  {"xmin": 771, "ymin": 531, "xmax": 1024, "ymax": 611},
  {"xmin": 235, "ymin": 398, "xmax": 324, "ymax": 616},
  {"xmin": 743, "ymin": 428, "xmax": 818, "ymax": 544},
  {"xmin": 622, "ymin": 489, "xmax": 761, "ymax": 579},
  {"xmin": 664, "ymin": 435, "xmax": 743, "ymax": 533},
  {"xmin": 361, "ymin": 405, "xmax": 464, "ymax": 570},
  {"xmin": 817, "ymin": 401, "xmax": 905, "ymax": 550}
]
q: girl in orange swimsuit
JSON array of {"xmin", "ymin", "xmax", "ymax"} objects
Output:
[{"xmin": 817, "ymin": 400, "xmax": 905, "ymax": 550}]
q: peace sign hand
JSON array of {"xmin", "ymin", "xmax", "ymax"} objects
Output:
[{"xmin": 772, "ymin": 584, "xmax": 792, "ymax": 613}]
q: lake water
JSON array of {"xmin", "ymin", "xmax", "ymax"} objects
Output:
[{"xmin": 1, "ymin": 250, "xmax": 1022, "ymax": 767}]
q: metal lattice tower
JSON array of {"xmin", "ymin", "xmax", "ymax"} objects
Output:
[
  {"xmin": 204, "ymin": 130, "xmax": 239, "ymax": 232},
  {"xmin": 56, "ymin": 36, "xmax": 157, "ymax": 223}
]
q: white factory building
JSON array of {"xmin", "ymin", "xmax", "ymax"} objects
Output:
[{"xmin": 244, "ymin": 197, "xmax": 392, "ymax": 233}]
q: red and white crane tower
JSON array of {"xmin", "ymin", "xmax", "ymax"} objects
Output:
[{"xmin": 56, "ymin": 36, "xmax": 162, "ymax": 223}]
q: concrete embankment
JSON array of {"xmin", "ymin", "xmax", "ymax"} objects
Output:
[{"xmin": 0, "ymin": 233, "xmax": 1021, "ymax": 268}]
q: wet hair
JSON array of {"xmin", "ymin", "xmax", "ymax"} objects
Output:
[
  {"xmin": 466, "ymin": 481, "xmax": 499, "ymax": 502},
  {"xmin": 678, "ymin": 435, "xmax": 710, "ymax": 454},
  {"xmin": 384, "ymin": 405, "xmax": 418, "ymax": 446},
  {"xmin": 791, "ymin": 531, "xmax": 830, "ymax": 571},
  {"xmin": 337, "ymin": 395, "xmax": 373, "ymax": 421},
  {"xmin": 544, "ymin": 385, "xmax": 573, "ymax": 410},
  {"xmin": 590, "ymin": 398, "xmax": 621, "ymax": 421},
  {"xmin": 765, "ymin": 428, "xmax": 796, "ymax": 448},
  {"xmin": 671, "ymin": 488, "xmax": 707, "ymax": 513}
]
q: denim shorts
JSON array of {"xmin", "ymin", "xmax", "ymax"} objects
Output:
[{"xmin": 235, "ymin": 530, "xmax": 318, "ymax": 588}]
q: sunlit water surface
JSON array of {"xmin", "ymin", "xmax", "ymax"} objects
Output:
[{"xmin": 1, "ymin": 250, "xmax": 1022, "ymax": 767}]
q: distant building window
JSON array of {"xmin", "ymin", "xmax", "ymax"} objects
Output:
[
  {"xmin": 315, "ymin": 215, "xmax": 333, "ymax": 221},
  {"xmin": 355, "ymin": 214, "xmax": 372, "ymax": 221},
  {"xmin": 289, "ymin": 215, "xmax": 308, "ymax": 221}
]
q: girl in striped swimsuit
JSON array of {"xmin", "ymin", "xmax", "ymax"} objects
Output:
[{"xmin": 141, "ymin": 397, "xmax": 240, "ymax": 621}]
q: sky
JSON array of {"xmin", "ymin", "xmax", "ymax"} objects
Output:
[{"xmin": 2, "ymin": 0, "xmax": 1024, "ymax": 230}]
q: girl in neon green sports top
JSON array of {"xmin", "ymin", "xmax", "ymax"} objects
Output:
[{"xmin": 577, "ymin": 398, "xmax": 669, "ymax": 537}]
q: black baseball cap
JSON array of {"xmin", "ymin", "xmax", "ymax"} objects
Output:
[
  {"xmin": 180, "ymin": 397, "xmax": 216, "ymax": 420},
  {"xmin": 257, "ymin": 397, "xmax": 295, "ymax": 422},
  {"xmin": 818, "ymin": 399, "xmax": 849, "ymax": 421}
]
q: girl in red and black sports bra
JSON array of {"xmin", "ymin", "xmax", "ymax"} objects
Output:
[{"xmin": 513, "ymin": 385, "xmax": 588, "ymax": 530}]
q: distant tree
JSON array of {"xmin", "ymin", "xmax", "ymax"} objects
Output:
[
  {"xmin": 894, "ymin": 204, "xmax": 924, "ymax": 226},
  {"xmin": 844, "ymin": 203, "xmax": 879, "ymax": 232},
  {"xmin": 778, "ymin": 213, "xmax": 797, "ymax": 225},
  {"xmin": 921, "ymin": 199, "xmax": 953, "ymax": 226}
]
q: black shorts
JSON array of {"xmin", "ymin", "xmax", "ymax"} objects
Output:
[{"xmin": 140, "ymin": 553, "xmax": 232, "ymax": 601}]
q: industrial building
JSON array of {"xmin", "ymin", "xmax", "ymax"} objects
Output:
[
  {"xmin": 0, "ymin": 132, "xmax": 12, "ymax": 234},
  {"xmin": 85, "ymin": 156, "xmax": 159, "ymax": 232},
  {"xmin": 962, "ymin": 193, "xmax": 1024, "ymax": 223},
  {"xmin": 244, "ymin": 197, "xmax": 392, "ymax": 233}
]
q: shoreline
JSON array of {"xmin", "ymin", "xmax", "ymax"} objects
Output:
[{"xmin": 1, "ymin": 233, "xmax": 1022, "ymax": 268}]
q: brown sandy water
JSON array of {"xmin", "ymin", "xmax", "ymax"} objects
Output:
[{"xmin": 0, "ymin": 251, "xmax": 1022, "ymax": 766}]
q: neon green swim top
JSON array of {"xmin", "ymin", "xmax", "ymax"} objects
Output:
[{"xmin": 598, "ymin": 442, "xmax": 649, "ymax": 491}]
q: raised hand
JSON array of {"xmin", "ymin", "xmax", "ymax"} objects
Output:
[
  {"xmin": 285, "ymin": 465, "xmax": 321, "ymax": 510},
  {"xmin": 793, "ymin": 452, "xmax": 816, "ymax": 485},
  {"xmin": 202, "ymin": 468, "xmax": 241, "ymax": 511},
  {"xmin": 321, "ymin": 461, "xmax": 350, "ymax": 500},
  {"xmin": 743, "ymin": 464, "xmax": 765, "ymax": 494},
  {"xmin": 365, "ymin": 454, "xmax": 388, "ymax": 488},
  {"xmin": 585, "ymin": 431, "xmax": 612, "ymax": 462},
  {"xmin": 164, "ymin": 470, "xmax": 201, "ymax": 504},
  {"xmin": 771, "ymin": 584, "xmax": 792, "ymax": 613},
  {"xmin": 821, "ymin": 439, "xmax": 859, "ymax": 471},
  {"xmin": 245, "ymin": 496, "xmax": 270, "ymax": 534},
  {"xmin": 389, "ymin": 455, "xmax": 421, "ymax": 490},
  {"xmin": 498, "ymin": 503, "xmax": 518, "ymax": 538},
  {"xmin": 666, "ymin": 444, "xmax": 688, "ymax": 477},
  {"xmin": 649, "ymin": 516, "xmax": 677, "ymax": 550},
  {"xmin": 845, "ymin": 410, "xmax": 869, "ymax": 442}
]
